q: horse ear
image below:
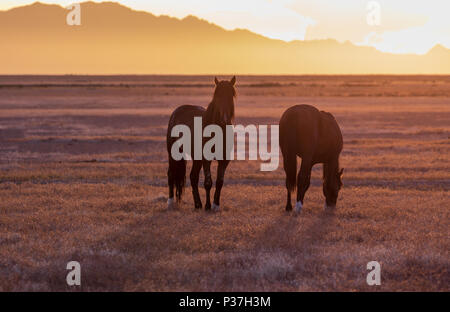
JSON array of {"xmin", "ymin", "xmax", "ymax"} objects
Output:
[
  {"xmin": 214, "ymin": 77, "xmax": 219, "ymax": 85},
  {"xmin": 339, "ymin": 168, "xmax": 344, "ymax": 177},
  {"xmin": 230, "ymin": 76, "xmax": 236, "ymax": 86}
]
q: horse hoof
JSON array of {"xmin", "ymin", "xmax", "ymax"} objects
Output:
[
  {"xmin": 194, "ymin": 203, "xmax": 202, "ymax": 209},
  {"xmin": 167, "ymin": 198, "xmax": 177, "ymax": 210},
  {"xmin": 324, "ymin": 202, "xmax": 336, "ymax": 212},
  {"xmin": 205, "ymin": 203, "xmax": 211, "ymax": 211},
  {"xmin": 212, "ymin": 203, "xmax": 220, "ymax": 211},
  {"xmin": 295, "ymin": 201, "xmax": 303, "ymax": 213}
]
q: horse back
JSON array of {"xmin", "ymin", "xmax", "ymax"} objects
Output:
[
  {"xmin": 167, "ymin": 105, "xmax": 205, "ymax": 154},
  {"xmin": 279, "ymin": 104, "xmax": 342, "ymax": 163}
]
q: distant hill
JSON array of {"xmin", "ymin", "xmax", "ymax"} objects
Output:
[{"xmin": 0, "ymin": 1, "xmax": 449, "ymax": 74}]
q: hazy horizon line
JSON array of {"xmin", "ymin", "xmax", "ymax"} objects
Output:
[{"xmin": 2, "ymin": 73, "xmax": 450, "ymax": 77}]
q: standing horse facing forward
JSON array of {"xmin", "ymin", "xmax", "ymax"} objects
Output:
[
  {"xmin": 166, "ymin": 76, "xmax": 236, "ymax": 211},
  {"xmin": 279, "ymin": 104, "xmax": 343, "ymax": 213}
]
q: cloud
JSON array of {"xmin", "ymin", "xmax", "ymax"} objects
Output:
[
  {"xmin": 357, "ymin": 1, "xmax": 450, "ymax": 54},
  {"xmin": 134, "ymin": 0, "xmax": 315, "ymax": 41},
  {"xmin": 361, "ymin": 23, "xmax": 450, "ymax": 54},
  {"xmin": 290, "ymin": 0, "xmax": 450, "ymax": 54}
]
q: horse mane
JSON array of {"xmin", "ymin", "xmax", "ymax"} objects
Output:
[{"xmin": 204, "ymin": 83, "xmax": 236, "ymax": 125}]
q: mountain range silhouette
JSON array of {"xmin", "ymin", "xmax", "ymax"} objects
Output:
[{"xmin": 1, "ymin": 1, "xmax": 449, "ymax": 74}]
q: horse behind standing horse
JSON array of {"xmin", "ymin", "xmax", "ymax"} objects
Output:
[
  {"xmin": 279, "ymin": 104, "xmax": 344, "ymax": 213},
  {"xmin": 166, "ymin": 76, "xmax": 236, "ymax": 211}
]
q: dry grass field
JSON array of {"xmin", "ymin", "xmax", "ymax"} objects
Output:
[{"xmin": 0, "ymin": 75, "xmax": 449, "ymax": 291}]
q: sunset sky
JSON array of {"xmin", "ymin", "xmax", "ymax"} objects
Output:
[{"xmin": 1, "ymin": 0, "xmax": 449, "ymax": 55}]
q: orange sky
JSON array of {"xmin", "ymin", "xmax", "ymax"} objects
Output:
[{"xmin": 2, "ymin": 0, "xmax": 449, "ymax": 55}]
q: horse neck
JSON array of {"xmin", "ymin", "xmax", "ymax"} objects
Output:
[
  {"xmin": 205, "ymin": 99, "xmax": 232, "ymax": 126},
  {"xmin": 324, "ymin": 157, "xmax": 339, "ymax": 182}
]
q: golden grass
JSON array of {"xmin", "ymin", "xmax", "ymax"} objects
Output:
[{"xmin": 0, "ymin": 182, "xmax": 447, "ymax": 291}]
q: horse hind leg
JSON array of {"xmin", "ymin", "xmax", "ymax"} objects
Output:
[
  {"xmin": 283, "ymin": 153, "xmax": 297, "ymax": 211},
  {"xmin": 295, "ymin": 158, "xmax": 312, "ymax": 213},
  {"xmin": 167, "ymin": 158, "xmax": 186, "ymax": 209},
  {"xmin": 167, "ymin": 166, "xmax": 177, "ymax": 210}
]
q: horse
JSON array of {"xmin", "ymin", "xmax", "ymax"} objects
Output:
[
  {"xmin": 279, "ymin": 104, "xmax": 344, "ymax": 213},
  {"xmin": 166, "ymin": 76, "xmax": 236, "ymax": 211}
]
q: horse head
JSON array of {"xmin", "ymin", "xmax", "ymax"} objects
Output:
[
  {"xmin": 323, "ymin": 165, "xmax": 344, "ymax": 210},
  {"xmin": 209, "ymin": 76, "xmax": 236, "ymax": 125}
]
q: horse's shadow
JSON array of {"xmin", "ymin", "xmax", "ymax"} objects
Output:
[{"xmin": 251, "ymin": 208, "xmax": 337, "ymax": 255}]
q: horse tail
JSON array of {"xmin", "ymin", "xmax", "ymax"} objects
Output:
[
  {"xmin": 169, "ymin": 157, "xmax": 186, "ymax": 202},
  {"xmin": 166, "ymin": 109, "xmax": 186, "ymax": 203}
]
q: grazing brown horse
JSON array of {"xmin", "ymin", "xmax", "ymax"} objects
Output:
[
  {"xmin": 166, "ymin": 76, "xmax": 236, "ymax": 211},
  {"xmin": 279, "ymin": 104, "xmax": 343, "ymax": 213}
]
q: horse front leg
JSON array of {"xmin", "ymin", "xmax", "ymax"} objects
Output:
[
  {"xmin": 212, "ymin": 160, "xmax": 230, "ymax": 211},
  {"xmin": 203, "ymin": 160, "xmax": 213, "ymax": 210},
  {"xmin": 295, "ymin": 158, "xmax": 312, "ymax": 213},
  {"xmin": 286, "ymin": 188, "xmax": 292, "ymax": 212},
  {"xmin": 190, "ymin": 160, "xmax": 203, "ymax": 209}
]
